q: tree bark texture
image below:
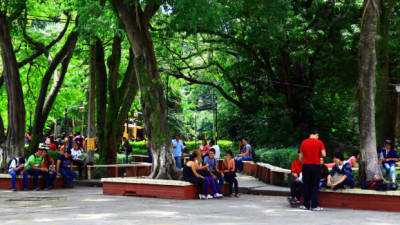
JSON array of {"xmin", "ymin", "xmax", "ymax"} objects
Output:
[
  {"xmin": 86, "ymin": 43, "xmax": 97, "ymax": 164},
  {"xmin": 93, "ymin": 36, "xmax": 138, "ymax": 165},
  {"xmin": 375, "ymin": 0, "xmax": 396, "ymax": 145},
  {"xmin": 357, "ymin": 0, "xmax": 382, "ymax": 182},
  {"xmin": 110, "ymin": 0, "xmax": 180, "ymax": 179},
  {"xmin": 0, "ymin": 13, "xmax": 26, "ymax": 171},
  {"xmin": 28, "ymin": 31, "xmax": 78, "ymax": 155}
]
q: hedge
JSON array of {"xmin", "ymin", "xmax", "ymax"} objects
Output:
[{"xmin": 254, "ymin": 147, "xmax": 299, "ymax": 169}]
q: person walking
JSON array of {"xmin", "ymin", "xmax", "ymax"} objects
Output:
[{"xmin": 299, "ymin": 129, "xmax": 326, "ymax": 211}]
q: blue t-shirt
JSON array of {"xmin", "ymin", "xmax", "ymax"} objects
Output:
[
  {"xmin": 172, "ymin": 139, "xmax": 184, "ymax": 157},
  {"xmin": 240, "ymin": 144, "xmax": 253, "ymax": 160},
  {"xmin": 58, "ymin": 154, "xmax": 73, "ymax": 169},
  {"xmin": 204, "ymin": 156, "xmax": 217, "ymax": 172},
  {"xmin": 381, "ymin": 148, "xmax": 399, "ymax": 165}
]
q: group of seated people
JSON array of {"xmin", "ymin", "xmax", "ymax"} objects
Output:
[
  {"xmin": 8, "ymin": 148, "xmax": 79, "ymax": 191},
  {"xmin": 183, "ymin": 149, "xmax": 239, "ymax": 199},
  {"xmin": 289, "ymin": 152, "xmax": 356, "ymax": 204},
  {"xmin": 179, "ymin": 137, "xmax": 253, "ymax": 199}
]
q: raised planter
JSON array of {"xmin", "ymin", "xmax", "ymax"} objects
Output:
[
  {"xmin": 245, "ymin": 162, "xmax": 290, "ymax": 186},
  {"xmin": 102, "ymin": 177, "xmax": 230, "ymax": 199},
  {"xmin": 318, "ymin": 188, "xmax": 400, "ymax": 212},
  {"xmin": 0, "ymin": 174, "xmax": 64, "ymax": 190}
]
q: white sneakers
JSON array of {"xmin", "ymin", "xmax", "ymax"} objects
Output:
[
  {"xmin": 199, "ymin": 193, "xmax": 223, "ymax": 200},
  {"xmin": 206, "ymin": 194, "xmax": 213, "ymax": 199},
  {"xmin": 199, "ymin": 194, "xmax": 206, "ymax": 200},
  {"xmin": 214, "ymin": 193, "xmax": 223, "ymax": 198}
]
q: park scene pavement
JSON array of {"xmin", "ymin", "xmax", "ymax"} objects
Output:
[{"xmin": 1, "ymin": 175, "xmax": 400, "ymax": 225}]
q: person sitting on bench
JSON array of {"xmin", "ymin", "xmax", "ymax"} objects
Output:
[
  {"xmin": 327, "ymin": 152, "xmax": 354, "ymax": 190},
  {"xmin": 183, "ymin": 153, "xmax": 209, "ymax": 200},
  {"xmin": 288, "ymin": 157, "xmax": 302, "ymax": 204},
  {"xmin": 204, "ymin": 148, "xmax": 224, "ymax": 196},
  {"xmin": 42, "ymin": 149, "xmax": 58, "ymax": 190},
  {"xmin": 8, "ymin": 157, "xmax": 28, "ymax": 191},
  {"xmin": 26, "ymin": 148, "xmax": 50, "ymax": 191},
  {"xmin": 57, "ymin": 150, "xmax": 76, "ymax": 188},
  {"xmin": 380, "ymin": 140, "xmax": 399, "ymax": 183}
]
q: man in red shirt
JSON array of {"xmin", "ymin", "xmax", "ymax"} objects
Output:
[
  {"xmin": 289, "ymin": 157, "xmax": 302, "ymax": 204},
  {"xmin": 299, "ymin": 129, "xmax": 326, "ymax": 211}
]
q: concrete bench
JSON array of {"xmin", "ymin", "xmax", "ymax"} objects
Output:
[
  {"xmin": 87, "ymin": 163, "xmax": 152, "ymax": 179},
  {"xmin": 247, "ymin": 162, "xmax": 290, "ymax": 186},
  {"xmin": 0, "ymin": 173, "xmax": 65, "ymax": 190},
  {"xmin": 318, "ymin": 188, "xmax": 400, "ymax": 212},
  {"xmin": 102, "ymin": 177, "xmax": 230, "ymax": 199}
]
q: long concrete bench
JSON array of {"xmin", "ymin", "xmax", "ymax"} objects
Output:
[
  {"xmin": 0, "ymin": 173, "xmax": 65, "ymax": 190},
  {"xmin": 102, "ymin": 177, "xmax": 230, "ymax": 199},
  {"xmin": 318, "ymin": 188, "xmax": 400, "ymax": 212},
  {"xmin": 242, "ymin": 161, "xmax": 290, "ymax": 186},
  {"xmin": 87, "ymin": 163, "xmax": 152, "ymax": 179}
]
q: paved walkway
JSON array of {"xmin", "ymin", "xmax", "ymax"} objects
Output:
[
  {"xmin": 236, "ymin": 173, "xmax": 290, "ymax": 196},
  {"xmin": 1, "ymin": 187, "xmax": 400, "ymax": 225}
]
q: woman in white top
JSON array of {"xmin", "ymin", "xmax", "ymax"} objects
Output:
[{"xmin": 71, "ymin": 141, "xmax": 84, "ymax": 178}]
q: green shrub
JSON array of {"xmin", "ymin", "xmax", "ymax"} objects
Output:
[{"xmin": 255, "ymin": 147, "xmax": 298, "ymax": 169}]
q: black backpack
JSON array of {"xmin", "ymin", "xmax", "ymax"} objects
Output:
[{"xmin": 361, "ymin": 178, "xmax": 398, "ymax": 191}]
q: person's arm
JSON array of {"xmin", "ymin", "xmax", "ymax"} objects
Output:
[
  {"xmin": 327, "ymin": 174, "xmax": 332, "ymax": 187},
  {"xmin": 299, "ymin": 153, "xmax": 304, "ymax": 164},
  {"xmin": 321, "ymin": 149, "xmax": 326, "ymax": 158},
  {"xmin": 332, "ymin": 175, "xmax": 347, "ymax": 187},
  {"xmin": 56, "ymin": 159, "xmax": 61, "ymax": 173}
]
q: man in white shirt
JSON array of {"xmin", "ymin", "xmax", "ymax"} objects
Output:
[{"xmin": 209, "ymin": 140, "xmax": 220, "ymax": 159}]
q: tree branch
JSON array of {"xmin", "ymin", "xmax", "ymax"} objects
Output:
[
  {"xmin": 107, "ymin": 34, "xmax": 122, "ymax": 91},
  {"xmin": 18, "ymin": 14, "xmax": 71, "ymax": 68}
]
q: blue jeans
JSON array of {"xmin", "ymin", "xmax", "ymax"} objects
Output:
[
  {"xmin": 174, "ymin": 156, "xmax": 182, "ymax": 169},
  {"xmin": 27, "ymin": 169, "xmax": 49, "ymax": 189},
  {"xmin": 147, "ymin": 150, "xmax": 153, "ymax": 163},
  {"xmin": 383, "ymin": 163, "xmax": 396, "ymax": 181},
  {"xmin": 59, "ymin": 168, "xmax": 76, "ymax": 186},
  {"xmin": 235, "ymin": 155, "xmax": 252, "ymax": 172},
  {"xmin": 290, "ymin": 178, "xmax": 302, "ymax": 200},
  {"xmin": 47, "ymin": 170, "xmax": 58, "ymax": 187},
  {"xmin": 9, "ymin": 168, "xmax": 28, "ymax": 189},
  {"xmin": 212, "ymin": 171, "xmax": 225, "ymax": 194}
]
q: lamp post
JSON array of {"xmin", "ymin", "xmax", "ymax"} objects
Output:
[{"xmin": 64, "ymin": 107, "xmax": 68, "ymax": 134}]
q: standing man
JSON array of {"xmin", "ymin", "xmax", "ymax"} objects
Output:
[
  {"xmin": 172, "ymin": 135, "xmax": 184, "ymax": 169},
  {"xmin": 209, "ymin": 140, "xmax": 220, "ymax": 159},
  {"xmin": 299, "ymin": 129, "xmax": 326, "ymax": 211}
]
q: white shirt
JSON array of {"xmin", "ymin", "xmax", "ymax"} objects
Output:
[
  {"xmin": 211, "ymin": 145, "xmax": 221, "ymax": 159},
  {"xmin": 71, "ymin": 149, "xmax": 82, "ymax": 161},
  {"xmin": 8, "ymin": 158, "xmax": 19, "ymax": 172}
]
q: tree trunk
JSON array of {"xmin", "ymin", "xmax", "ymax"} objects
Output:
[
  {"xmin": 28, "ymin": 31, "xmax": 78, "ymax": 154},
  {"xmin": 358, "ymin": 0, "xmax": 382, "ymax": 182},
  {"xmin": 110, "ymin": 0, "xmax": 180, "ymax": 179},
  {"xmin": 0, "ymin": 13, "xmax": 26, "ymax": 171},
  {"xmin": 86, "ymin": 43, "xmax": 97, "ymax": 164},
  {"xmin": 375, "ymin": 0, "xmax": 396, "ymax": 145}
]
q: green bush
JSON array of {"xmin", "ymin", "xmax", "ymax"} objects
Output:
[{"xmin": 255, "ymin": 147, "xmax": 299, "ymax": 169}]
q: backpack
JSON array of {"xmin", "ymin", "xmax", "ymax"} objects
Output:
[
  {"xmin": 7, "ymin": 158, "xmax": 17, "ymax": 170},
  {"xmin": 361, "ymin": 178, "xmax": 398, "ymax": 191}
]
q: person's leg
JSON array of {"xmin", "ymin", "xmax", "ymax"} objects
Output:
[
  {"xmin": 9, "ymin": 170, "xmax": 17, "ymax": 190},
  {"xmin": 27, "ymin": 169, "xmax": 40, "ymax": 189},
  {"xmin": 383, "ymin": 163, "xmax": 390, "ymax": 177},
  {"xmin": 310, "ymin": 165, "xmax": 321, "ymax": 209},
  {"xmin": 59, "ymin": 168, "xmax": 69, "ymax": 186},
  {"xmin": 235, "ymin": 158, "xmax": 243, "ymax": 172},
  {"xmin": 41, "ymin": 170, "xmax": 50, "ymax": 188},
  {"xmin": 67, "ymin": 169, "xmax": 77, "ymax": 186},
  {"xmin": 23, "ymin": 170, "xmax": 28, "ymax": 189},
  {"xmin": 295, "ymin": 183, "xmax": 303, "ymax": 201},
  {"xmin": 301, "ymin": 165, "xmax": 311, "ymax": 209},
  {"xmin": 48, "ymin": 171, "xmax": 57, "ymax": 187},
  {"xmin": 207, "ymin": 176, "xmax": 218, "ymax": 194},
  {"xmin": 390, "ymin": 164, "xmax": 396, "ymax": 182},
  {"xmin": 203, "ymin": 177, "xmax": 211, "ymax": 195},
  {"xmin": 174, "ymin": 157, "xmax": 182, "ymax": 169},
  {"xmin": 290, "ymin": 178, "xmax": 297, "ymax": 198},
  {"xmin": 216, "ymin": 173, "xmax": 224, "ymax": 194},
  {"xmin": 233, "ymin": 177, "xmax": 239, "ymax": 195}
]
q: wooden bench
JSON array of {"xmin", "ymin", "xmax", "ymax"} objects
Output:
[
  {"xmin": 318, "ymin": 188, "xmax": 400, "ymax": 212},
  {"xmin": 102, "ymin": 177, "xmax": 231, "ymax": 199},
  {"xmin": 0, "ymin": 173, "xmax": 65, "ymax": 190}
]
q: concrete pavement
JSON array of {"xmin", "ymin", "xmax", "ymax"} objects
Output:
[{"xmin": 1, "ymin": 187, "xmax": 400, "ymax": 225}]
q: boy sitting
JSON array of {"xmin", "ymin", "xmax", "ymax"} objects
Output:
[
  {"xmin": 204, "ymin": 149, "xmax": 224, "ymax": 196},
  {"xmin": 327, "ymin": 152, "xmax": 354, "ymax": 190},
  {"xmin": 8, "ymin": 157, "xmax": 28, "ymax": 191},
  {"xmin": 288, "ymin": 157, "xmax": 302, "ymax": 204}
]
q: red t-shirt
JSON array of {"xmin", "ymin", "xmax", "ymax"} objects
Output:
[
  {"xmin": 291, "ymin": 159, "xmax": 302, "ymax": 176},
  {"xmin": 299, "ymin": 138, "xmax": 325, "ymax": 165},
  {"xmin": 49, "ymin": 144, "xmax": 57, "ymax": 151}
]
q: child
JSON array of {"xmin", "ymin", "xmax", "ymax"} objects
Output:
[{"xmin": 288, "ymin": 157, "xmax": 302, "ymax": 204}]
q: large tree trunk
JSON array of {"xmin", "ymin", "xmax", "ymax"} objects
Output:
[
  {"xmin": 0, "ymin": 13, "xmax": 26, "ymax": 171},
  {"xmin": 110, "ymin": 0, "xmax": 180, "ymax": 179},
  {"xmin": 375, "ymin": 0, "xmax": 396, "ymax": 145},
  {"xmin": 358, "ymin": 0, "xmax": 382, "ymax": 182},
  {"xmin": 93, "ymin": 35, "xmax": 138, "ymax": 164},
  {"xmin": 28, "ymin": 31, "xmax": 78, "ymax": 154},
  {"xmin": 86, "ymin": 43, "xmax": 97, "ymax": 164}
]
